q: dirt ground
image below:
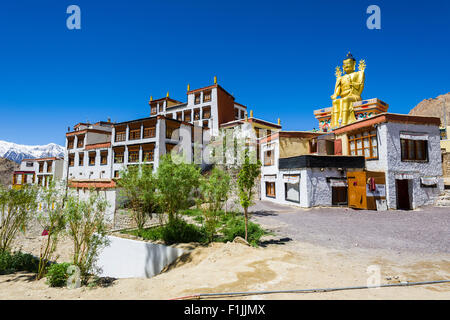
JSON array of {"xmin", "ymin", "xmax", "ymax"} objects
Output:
[{"xmin": 1, "ymin": 226, "xmax": 449, "ymax": 300}]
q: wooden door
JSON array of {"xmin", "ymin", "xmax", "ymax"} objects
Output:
[{"xmin": 396, "ymin": 179, "xmax": 411, "ymax": 210}]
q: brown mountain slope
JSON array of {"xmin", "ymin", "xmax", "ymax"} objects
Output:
[
  {"xmin": 409, "ymin": 93, "xmax": 450, "ymax": 127},
  {"xmin": 0, "ymin": 157, "xmax": 18, "ymax": 187}
]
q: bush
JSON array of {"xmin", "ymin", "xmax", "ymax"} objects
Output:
[
  {"xmin": 46, "ymin": 262, "xmax": 71, "ymax": 287},
  {"xmin": 0, "ymin": 251, "xmax": 39, "ymax": 275},
  {"xmin": 132, "ymin": 219, "xmax": 207, "ymax": 245},
  {"xmin": 221, "ymin": 217, "xmax": 267, "ymax": 247},
  {"xmin": 161, "ymin": 219, "xmax": 207, "ymax": 245}
]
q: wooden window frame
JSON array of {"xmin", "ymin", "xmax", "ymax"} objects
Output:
[
  {"xmin": 115, "ymin": 131, "xmax": 126, "ymax": 142},
  {"xmin": 88, "ymin": 153, "xmax": 96, "ymax": 166},
  {"xmin": 143, "ymin": 127, "xmax": 156, "ymax": 139},
  {"xmin": 400, "ymin": 139, "xmax": 428, "ymax": 162},
  {"xmin": 114, "ymin": 150, "xmax": 124, "ymax": 163},
  {"xmin": 203, "ymin": 90, "xmax": 211, "ymax": 102},
  {"xmin": 68, "ymin": 156, "xmax": 75, "ymax": 167},
  {"xmin": 348, "ymin": 129, "xmax": 378, "ymax": 160},
  {"xmin": 128, "ymin": 150, "xmax": 139, "ymax": 163},
  {"xmin": 100, "ymin": 152, "xmax": 108, "ymax": 165},
  {"xmin": 78, "ymin": 153, "xmax": 84, "ymax": 166},
  {"xmin": 264, "ymin": 150, "xmax": 274, "ymax": 166},
  {"xmin": 142, "ymin": 149, "xmax": 154, "ymax": 162},
  {"xmin": 194, "ymin": 93, "xmax": 201, "ymax": 105},
  {"xmin": 202, "ymin": 106, "xmax": 211, "ymax": 119},
  {"xmin": 129, "ymin": 128, "xmax": 141, "ymax": 140},
  {"xmin": 265, "ymin": 181, "xmax": 276, "ymax": 198}
]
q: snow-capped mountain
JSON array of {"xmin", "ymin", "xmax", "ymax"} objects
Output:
[{"xmin": 0, "ymin": 140, "xmax": 65, "ymax": 163}]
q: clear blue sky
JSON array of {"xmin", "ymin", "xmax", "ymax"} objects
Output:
[{"xmin": 0, "ymin": 0, "xmax": 449, "ymax": 146}]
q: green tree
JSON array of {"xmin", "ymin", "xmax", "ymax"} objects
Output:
[
  {"xmin": 156, "ymin": 154, "xmax": 201, "ymax": 224},
  {"xmin": 36, "ymin": 182, "xmax": 66, "ymax": 280},
  {"xmin": 198, "ymin": 166, "xmax": 231, "ymax": 241},
  {"xmin": 116, "ymin": 164, "xmax": 157, "ymax": 232},
  {"xmin": 0, "ymin": 186, "xmax": 37, "ymax": 252},
  {"xmin": 236, "ymin": 150, "xmax": 261, "ymax": 242},
  {"xmin": 64, "ymin": 191, "xmax": 109, "ymax": 284}
]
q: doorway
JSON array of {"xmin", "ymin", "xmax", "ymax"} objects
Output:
[
  {"xmin": 332, "ymin": 186, "xmax": 348, "ymax": 206},
  {"xmin": 396, "ymin": 179, "xmax": 411, "ymax": 210}
]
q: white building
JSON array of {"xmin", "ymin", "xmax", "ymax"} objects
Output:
[
  {"xmin": 13, "ymin": 157, "xmax": 64, "ymax": 189},
  {"xmin": 261, "ymin": 113, "xmax": 444, "ymax": 210}
]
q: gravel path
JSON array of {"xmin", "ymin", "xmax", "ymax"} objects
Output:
[{"xmin": 250, "ymin": 201, "xmax": 450, "ymax": 254}]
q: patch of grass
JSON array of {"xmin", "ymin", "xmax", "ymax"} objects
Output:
[
  {"xmin": 0, "ymin": 250, "xmax": 40, "ymax": 275},
  {"xmin": 220, "ymin": 216, "xmax": 269, "ymax": 247}
]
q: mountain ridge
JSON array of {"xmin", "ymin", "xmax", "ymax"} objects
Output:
[{"xmin": 0, "ymin": 140, "xmax": 65, "ymax": 164}]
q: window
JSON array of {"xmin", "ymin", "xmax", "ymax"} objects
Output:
[
  {"xmin": 309, "ymin": 138, "xmax": 318, "ymax": 153},
  {"xmin": 401, "ymin": 139, "xmax": 428, "ymax": 161},
  {"xmin": 77, "ymin": 135, "xmax": 84, "ymax": 148},
  {"xmin": 143, "ymin": 149, "xmax": 154, "ymax": 162},
  {"xmin": 285, "ymin": 182, "xmax": 300, "ymax": 203},
  {"xmin": 114, "ymin": 170, "xmax": 120, "ymax": 178},
  {"xmin": 184, "ymin": 111, "xmax": 192, "ymax": 122},
  {"xmin": 115, "ymin": 131, "xmax": 126, "ymax": 142},
  {"xmin": 264, "ymin": 150, "xmax": 274, "ymax": 166},
  {"xmin": 203, "ymin": 120, "xmax": 209, "ymax": 128},
  {"xmin": 67, "ymin": 139, "xmax": 74, "ymax": 149},
  {"xmin": 79, "ymin": 153, "xmax": 84, "ymax": 166},
  {"xmin": 143, "ymin": 127, "xmax": 155, "ymax": 138},
  {"xmin": 68, "ymin": 155, "xmax": 74, "ymax": 167},
  {"xmin": 129, "ymin": 128, "xmax": 141, "ymax": 140},
  {"xmin": 150, "ymin": 103, "xmax": 157, "ymax": 115},
  {"xmin": 26, "ymin": 162, "xmax": 34, "ymax": 167},
  {"xmin": 194, "ymin": 93, "xmax": 201, "ymax": 104},
  {"xmin": 202, "ymin": 106, "xmax": 211, "ymax": 119},
  {"xmin": 240, "ymin": 110, "xmax": 245, "ymax": 119},
  {"xmin": 265, "ymin": 182, "xmax": 276, "ymax": 198},
  {"xmin": 194, "ymin": 109, "xmax": 200, "ymax": 120},
  {"xmin": 100, "ymin": 151, "xmax": 108, "ymax": 165},
  {"xmin": 114, "ymin": 149, "xmax": 124, "ymax": 163},
  {"xmin": 348, "ymin": 129, "xmax": 378, "ymax": 159},
  {"xmin": 47, "ymin": 162, "xmax": 52, "ymax": 173},
  {"xmin": 88, "ymin": 152, "xmax": 96, "ymax": 166},
  {"xmin": 177, "ymin": 112, "xmax": 183, "ymax": 121},
  {"xmin": 38, "ymin": 162, "xmax": 44, "ymax": 172},
  {"xmin": 235, "ymin": 108, "xmax": 240, "ymax": 119},
  {"xmin": 128, "ymin": 150, "xmax": 139, "ymax": 163},
  {"xmin": 203, "ymin": 90, "xmax": 211, "ymax": 102}
]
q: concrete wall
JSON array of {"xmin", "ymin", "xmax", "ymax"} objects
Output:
[
  {"xmin": 95, "ymin": 235, "xmax": 184, "ymax": 279},
  {"xmin": 383, "ymin": 122, "xmax": 444, "ymax": 209}
]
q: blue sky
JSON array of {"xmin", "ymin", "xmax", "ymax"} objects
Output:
[{"xmin": 0, "ymin": 0, "xmax": 449, "ymax": 146}]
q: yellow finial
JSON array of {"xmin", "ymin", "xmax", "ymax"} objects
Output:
[
  {"xmin": 150, "ymin": 96, "xmax": 153, "ymax": 101},
  {"xmin": 187, "ymin": 83, "xmax": 190, "ymax": 91},
  {"xmin": 278, "ymin": 118, "xmax": 281, "ymax": 125},
  {"xmin": 166, "ymin": 91, "xmax": 169, "ymax": 97},
  {"xmin": 250, "ymin": 110, "xmax": 253, "ymax": 118},
  {"xmin": 214, "ymin": 76, "xmax": 217, "ymax": 84}
]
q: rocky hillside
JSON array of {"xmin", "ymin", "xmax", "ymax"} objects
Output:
[
  {"xmin": 0, "ymin": 157, "xmax": 19, "ymax": 187},
  {"xmin": 409, "ymin": 93, "xmax": 450, "ymax": 126}
]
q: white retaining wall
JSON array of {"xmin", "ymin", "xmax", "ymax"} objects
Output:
[{"xmin": 95, "ymin": 235, "xmax": 185, "ymax": 279}]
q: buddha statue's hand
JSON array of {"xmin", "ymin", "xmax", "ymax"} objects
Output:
[{"xmin": 331, "ymin": 94, "xmax": 337, "ymax": 100}]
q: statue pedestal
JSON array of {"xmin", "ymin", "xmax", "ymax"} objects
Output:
[{"xmin": 314, "ymin": 98, "xmax": 389, "ymax": 132}]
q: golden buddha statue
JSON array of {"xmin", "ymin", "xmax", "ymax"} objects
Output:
[{"xmin": 330, "ymin": 52, "xmax": 366, "ymax": 128}]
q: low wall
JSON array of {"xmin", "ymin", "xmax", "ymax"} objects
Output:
[{"xmin": 95, "ymin": 235, "xmax": 184, "ymax": 279}]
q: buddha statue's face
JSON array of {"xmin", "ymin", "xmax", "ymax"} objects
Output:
[{"xmin": 343, "ymin": 59, "xmax": 356, "ymax": 74}]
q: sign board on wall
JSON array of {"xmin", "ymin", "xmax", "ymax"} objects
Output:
[{"xmin": 366, "ymin": 184, "xmax": 386, "ymax": 197}]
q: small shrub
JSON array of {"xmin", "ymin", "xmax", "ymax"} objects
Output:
[
  {"xmin": 161, "ymin": 218, "xmax": 207, "ymax": 245},
  {"xmin": 0, "ymin": 251, "xmax": 39, "ymax": 275},
  {"xmin": 221, "ymin": 217, "xmax": 267, "ymax": 247},
  {"xmin": 131, "ymin": 219, "xmax": 207, "ymax": 245},
  {"xmin": 46, "ymin": 262, "xmax": 71, "ymax": 287}
]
